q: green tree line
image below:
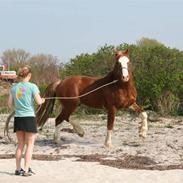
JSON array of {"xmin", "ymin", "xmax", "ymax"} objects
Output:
[
  {"xmin": 1, "ymin": 38, "xmax": 183, "ymax": 115},
  {"xmin": 60, "ymin": 38, "xmax": 183, "ymax": 115}
]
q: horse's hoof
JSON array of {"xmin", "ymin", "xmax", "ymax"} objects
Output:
[
  {"xmin": 54, "ymin": 135, "xmax": 63, "ymax": 145},
  {"xmin": 73, "ymin": 126, "xmax": 85, "ymax": 137},
  {"xmin": 139, "ymin": 133, "xmax": 146, "ymax": 143},
  {"xmin": 54, "ymin": 139, "xmax": 63, "ymax": 145},
  {"xmin": 104, "ymin": 142, "xmax": 113, "ymax": 148},
  {"xmin": 139, "ymin": 132, "xmax": 147, "ymax": 139},
  {"xmin": 78, "ymin": 131, "xmax": 85, "ymax": 137}
]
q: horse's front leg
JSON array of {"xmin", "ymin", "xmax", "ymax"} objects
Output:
[
  {"xmin": 105, "ymin": 106, "xmax": 116, "ymax": 148},
  {"xmin": 129, "ymin": 103, "xmax": 148, "ymax": 138}
]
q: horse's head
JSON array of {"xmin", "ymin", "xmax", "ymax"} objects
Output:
[{"xmin": 114, "ymin": 49, "xmax": 130, "ymax": 82}]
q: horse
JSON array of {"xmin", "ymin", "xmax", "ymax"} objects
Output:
[{"xmin": 36, "ymin": 49, "xmax": 148, "ymax": 147}]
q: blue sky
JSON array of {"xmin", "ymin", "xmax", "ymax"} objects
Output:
[{"xmin": 0, "ymin": 0, "xmax": 182, "ymax": 63}]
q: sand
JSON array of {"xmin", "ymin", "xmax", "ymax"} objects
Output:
[
  {"xmin": 0, "ymin": 158, "xmax": 183, "ymax": 183},
  {"xmin": 0, "ymin": 113, "xmax": 183, "ymax": 182}
]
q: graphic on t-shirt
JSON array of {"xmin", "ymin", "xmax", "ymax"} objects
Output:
[{"xmin": 16, "ymin": 87, "xmax": 27, "ymax": 99}]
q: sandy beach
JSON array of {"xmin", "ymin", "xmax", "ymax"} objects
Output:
[
  {"xmin": 0, "ymin": 158, "xmax": 183, "ymax": 183},
  {"xmin": 0, "ymin": 113, "xmax": 183, "ymax": 182}
]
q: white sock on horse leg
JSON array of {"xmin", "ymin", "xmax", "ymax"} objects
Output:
[
  {"xmin": 105, "ymin": 130, "xmax": 112, "ymax": 148},
  {"xmin": 54, "ymin": 123, "xmax": 62, "ymax": 144},
  {"xmin": 69, "ymin": 121, "xmax": 84, "ymax": 136},
  {"xmin": 139, "ymin": 112, "xmax": 148, "ymax": 138}
]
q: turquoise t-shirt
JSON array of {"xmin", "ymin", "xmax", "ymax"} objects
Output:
[{"xmin": 11, "ymin": 82, "xmax": 40, "ymax": 117}]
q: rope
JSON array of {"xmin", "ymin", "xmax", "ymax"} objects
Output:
[{"xmin": 44, "ymin": 79, "xmax": 118, "ymax": 100}]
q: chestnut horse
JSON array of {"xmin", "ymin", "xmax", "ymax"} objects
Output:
[{"xmin": 36, "ymin": 49, "xmax": 148, "ymax": 147}]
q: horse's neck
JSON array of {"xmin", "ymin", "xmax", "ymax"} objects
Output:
[
  {"xmin": 99, "ymin": 71, "xmax": 124, "ymax": 84},
  {"xmin": 99, "ymin": 71, "xmax": 114, "ymax": 83},
  {"xmin": 96, "ymin": 70, "xmax": 135, "ymax": 90},
  {"xmin": 109, "ymin": 70, "xmax": 135, "ymax": 89}
]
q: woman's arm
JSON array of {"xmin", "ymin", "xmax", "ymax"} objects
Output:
[{"xmin": 34, "ymin": 93, "xmax": 45, "ymax": 105}]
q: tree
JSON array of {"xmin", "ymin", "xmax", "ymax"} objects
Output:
[
  {"xmin": 1, "ymin": 49, "xmax": 30, "ymax": 69},
  {"xmin": 28, "ymin": 54, "xmax": 59, "ymax": 85},
  {"xmin": 60, "ymin": 45, "xmax": 115, "ymax": 78},
  {"xmin": 130, "ymin": 44, "xmax": 183, "ymax": 114},
  {"xmin": 60, "ymin": 41, "xmax": 183, "ymax": 115},
  {"xmin": 136, "ymin": 37, "xmax": 164, "ymax": 48}
]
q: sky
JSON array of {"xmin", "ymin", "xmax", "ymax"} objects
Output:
[{"xmin": 0, "ymin": 0, "xmax": 182, "ymax": 63}]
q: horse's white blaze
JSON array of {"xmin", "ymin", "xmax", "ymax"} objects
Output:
[{"xmin": 118, "ymin": 56, "xmax": 129, "ymax": 78}]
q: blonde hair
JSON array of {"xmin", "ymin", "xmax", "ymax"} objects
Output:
[{"xmin": 17, "ymin": 65, "xmax": 31, "ymax": 79}]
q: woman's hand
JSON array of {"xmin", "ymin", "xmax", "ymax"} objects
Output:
[
  {"xmin": 41, "ymin": 98, "xmax": 45, "ymax": 104},
  {"xmin": 34, "ymin": 94, "xmax": 46, "ymax": 105}
]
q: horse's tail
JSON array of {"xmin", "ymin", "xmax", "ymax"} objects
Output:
[
  {"xmin": 36, "ymin": 80, "xmax": 61, "ymax": 129},
  {"xmin": 4, "ymin": 111, "xmax": 16, "ymax": 143}
]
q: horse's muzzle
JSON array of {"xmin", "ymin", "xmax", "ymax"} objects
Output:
[{"xmin": 122, "ymin": 76, "xmax": 129, "ymax": 82}]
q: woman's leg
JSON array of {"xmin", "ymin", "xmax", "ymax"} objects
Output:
[
  {"xmin": 15, "ymin": 131, "xmax": 25, "ymax": 170},
  {"xmin": 24, "ymin": 132, "xmax": 37, "ymax": 172}
]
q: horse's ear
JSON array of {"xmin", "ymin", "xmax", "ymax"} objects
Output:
[
  {"xmin": 113, "ymin": 50, "xmax": 118, "ymax": 58},
  {"xmin": 124, "ymin": 49, "xmax": 129, "ymax": 55},
  {"xmin": 113, "ymin": 49, "xmax": 117, "ymax": 54}
]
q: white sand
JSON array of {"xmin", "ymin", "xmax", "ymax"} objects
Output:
[
  {"xmin": 0, "ymin": 158, "xmax": 183, "ymax": 183},
  {"xmin": 1, "ymin": 115, "xmax": 183, "ymax": 183}
]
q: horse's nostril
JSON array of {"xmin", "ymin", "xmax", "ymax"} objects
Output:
[{"xmin": 122, "ymin": 76, "xmax": 129, "ymax": 82}]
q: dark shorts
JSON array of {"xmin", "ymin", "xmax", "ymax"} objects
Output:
[{"xmin": 14, "ymin": 117, "xmax": 38, "ymax": 133}]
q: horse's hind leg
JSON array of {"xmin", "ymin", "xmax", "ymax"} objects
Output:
[
  {"xmin": 129, "ymin": 103, "xmax": 148, "ymax": 139},
  {"xmin": 65, "ymin": 103, "xmax": 85, "ymax": 137},
  {"xmin": 69, "ymin": 120, "xmax": 85, "ymax": 137},
  {"xmin": 54, "ymin": 112, "xmax": 64, "ymax": 144},
  {"xmin": 54, "ymin": 103, "xmax": 84, "ymax": 144}
]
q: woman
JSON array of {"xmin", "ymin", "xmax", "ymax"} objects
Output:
[{"xmin": 8, "ymin": 65, "xmax": 45, "ymax": 176}]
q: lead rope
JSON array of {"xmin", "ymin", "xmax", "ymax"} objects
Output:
[
  {"xmin": 4, "ymin": 80, "xmax": 118, "ymax": 142},
  {"xmin": 44, "ymin": 79, "xmax": 118, "ymax": 100},
  {"xmin": 36, "ymin": 80, "xmax": 118, "ymax": 114}
]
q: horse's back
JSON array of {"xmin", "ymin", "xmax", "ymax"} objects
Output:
[{"xmin": 56, "ymin": 75, "xmax": 98, "ymax": 97}]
